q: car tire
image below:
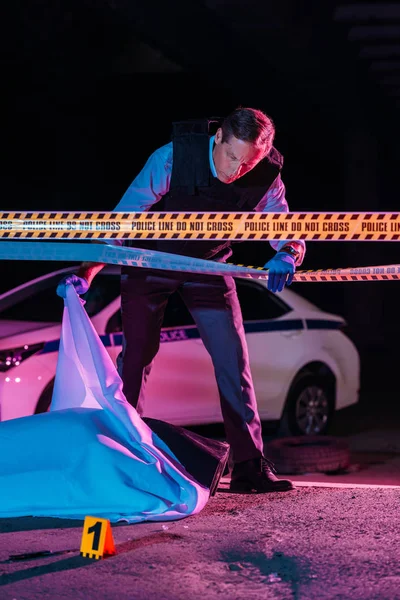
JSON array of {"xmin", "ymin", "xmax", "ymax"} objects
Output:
[
  {"xmin": 279, "ymin": 372, "xmax": 334, "ymax": 437},
  {"xmin": 264, "ymin": 435, "xmax": 351, "ymax": 474},
  {"xmin": 35, "ymin": 380, "xmax": 54, "ymax": 414}
]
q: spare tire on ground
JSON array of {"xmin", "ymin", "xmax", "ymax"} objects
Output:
[{"xmin": 264, "ymin": 435, "xmax": 351, "ymax": 475}]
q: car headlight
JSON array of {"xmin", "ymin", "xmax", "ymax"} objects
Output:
[{"xmin": 0, "ymin": 342, "xmax": 45, "ymax": 372}]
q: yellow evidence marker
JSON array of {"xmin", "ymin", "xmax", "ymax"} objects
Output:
[{"xmin": 80, "ymin": 516, "xmax": 116, "ymax": 559}]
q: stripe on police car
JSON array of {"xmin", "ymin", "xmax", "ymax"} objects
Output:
[
  {"xmin": 305, "ymin": 319, "xmax": 344, "ymax": 330},
  {"xmin": 38, "ymin": 319, "xmax": 344, "ymax": 355}
]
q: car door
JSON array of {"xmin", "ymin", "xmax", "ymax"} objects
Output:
[
  {"xmin": 235, "ymin": 279, "xmax": 304, "ymax": 421},
  {"xmin": 105, "ymin": 291, "xmax": 221, "ymax": 426},
  {"xmin": 104, "ymin": 278, "xmax": 305, "ymax": 426},
  {"xmin": 144, "ymin": 291, "xmax": 224, "ymax": 425}
]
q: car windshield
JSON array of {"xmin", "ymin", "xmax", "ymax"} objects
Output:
[{"xmin": 0, "ymin": 272, "xmax": 121, "ymax": 322}]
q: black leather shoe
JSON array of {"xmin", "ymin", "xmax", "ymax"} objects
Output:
[{"xmin": 230, "ymin": 457, "xmax": 294, "ymax": 493}]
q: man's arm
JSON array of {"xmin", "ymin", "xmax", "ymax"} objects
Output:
[
  {"xmin": 58, "ymin": 145, "xmax": 172, "ymax": 295},
  {"xmin": 255, "ymin": 174, "xmax": 306, "ymax": 266},
  {"xmin": 76, "ymin": 261, "xmax": 106, "ymax": 286},
  {"xmin": 113, "ymin": 143, "xmax": 172, "ymax": 212},
  {"xmin": 254, "ymin": 174, "xmax": 305, "ymax": 292},
  {"xmin": 75, "ymin": 145, "xmax": 173, "ymax": 283}
]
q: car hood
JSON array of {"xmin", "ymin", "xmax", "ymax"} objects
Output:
[{"xmin": 0, "ymin": 320, "xmax": 61, "ymax": 348}]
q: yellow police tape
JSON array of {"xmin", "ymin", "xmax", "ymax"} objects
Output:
[
  {"xmin": 239, "ymin": 264, "xmax": 400, "ymax": 282},
  {"xmin": 0, "ymin": 241, "xmax": 398, "ymax": 282},
  {"xmin": 1, "ymin": 211, "xmax": 400, "ymax": 241}
]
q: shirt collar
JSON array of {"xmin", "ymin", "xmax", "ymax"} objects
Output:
[{"xmin": 209, "ymin": 135, "xmax": 217, "ymax": 178}]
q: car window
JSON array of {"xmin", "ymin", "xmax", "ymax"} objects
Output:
[
  {"xmin": 0, "ymin": 285, "xmax": 65, "ymax": 322},
  {"xmin": 106, "ymin": 290, "xmax": 195, "ymax": 333},
  {"xmin": 236, "ymin": 279, "xmax": 291, "ymax": 321},
  {"xmin": 81, "ymin": 275, "xmax": 121, "ymax": 317},
  {"xmin": 161, "ymin": 281, "xmax": 290, "ymax": 325},
  {"xmin": 0, "ymin": 273, "xmax": 121, "ymax": 322},
  {"xmin": 106, "ymin": 308, "xmax": 122, "ymax": 333},
  {"xmin": 0, "ymin": 273, "xmax": 71, "ymax": 315},
  {"xmin": 105, "ymin": 278, "xmax": 291, "ymax": 332}
]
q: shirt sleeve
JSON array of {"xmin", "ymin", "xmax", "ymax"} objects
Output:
[
  {"xmin": 254, "ymin": 174, "xmax": 306, "ymax": 266},
  {"xmin": 114, "ymin": 144, "xmax": 172, "ymax": 212},
  {"xmin": 108, "ymin": 144, "xmax": 172, "ymax": 246}
]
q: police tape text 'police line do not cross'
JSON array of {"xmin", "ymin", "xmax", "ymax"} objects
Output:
[{"xmin": 1, "ymin": 211, "xmax": 400, "ymax": 241}]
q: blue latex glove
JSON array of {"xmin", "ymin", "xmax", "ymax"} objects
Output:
[
  {"xmin": 56, "ymin": 274, "xmax": 89, "ymax": 298},
  {"xmin": 264, "ymin": 252, "xmax": 296, "ymax": 293}
]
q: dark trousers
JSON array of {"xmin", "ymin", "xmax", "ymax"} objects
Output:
[{"xmin": 117, "ymin": 268, "xmax": 264, "ymax": 463}]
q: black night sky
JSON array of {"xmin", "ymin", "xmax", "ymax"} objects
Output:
[{"xmin": 3, "ymin": 1, "xmax": 400, "ymax": 422}]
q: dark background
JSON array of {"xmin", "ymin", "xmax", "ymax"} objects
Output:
[{"xmin": 3, "ymin": 0, "xmax": 400, "ymax": 426}]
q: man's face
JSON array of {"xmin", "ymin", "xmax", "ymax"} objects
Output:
[{"xmin": 212, "ymin": 128, "xmax": 267, "ymax": 184}]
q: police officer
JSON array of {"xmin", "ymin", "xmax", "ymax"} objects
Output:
[{"xmin": 58, "ymin": 107, "xmax": 305, "ymax": 493}]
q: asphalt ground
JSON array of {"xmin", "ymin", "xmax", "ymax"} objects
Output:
[
  {"xmin": 0, "ymin": 412, "xmax": 399, "ymax": 600},
  {"xmin": 0, "ymin": 484, "xmax": 398, "ymax": 600}
]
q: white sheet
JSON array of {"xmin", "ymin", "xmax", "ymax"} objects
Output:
[{"xmin": 0, "ymin": 286, "xmax": 209, "ymax": 522}]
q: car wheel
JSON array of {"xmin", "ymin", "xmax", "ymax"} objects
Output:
[
  {"xmin": 280, "ymin": 373, "xmax": 334, "ymax": 437},
  {"xmin": 35, "ymin": 380, "xmax": 54, "ymax": 414}
]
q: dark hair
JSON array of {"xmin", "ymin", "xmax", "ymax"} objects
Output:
[{"xmin": 221, "ymin": 107, "xmax": 275, "ymax": 152}]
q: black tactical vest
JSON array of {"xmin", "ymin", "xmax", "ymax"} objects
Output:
[{"xmin": 126, "ymin": 118, "xmax": 283, "ymax": 261}]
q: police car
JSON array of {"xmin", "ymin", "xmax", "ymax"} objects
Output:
[{"xmin": 0, "ymin": 265, "xmax": 360, "ymax": 436}]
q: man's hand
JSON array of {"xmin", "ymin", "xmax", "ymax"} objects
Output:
[
  {"xmin": 264, "ymin": 252, "xmax": 296, "ymax": 293},
  {"xmin": 56, "ymin": 274, "xmax": 89, "ymax": 298}
]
